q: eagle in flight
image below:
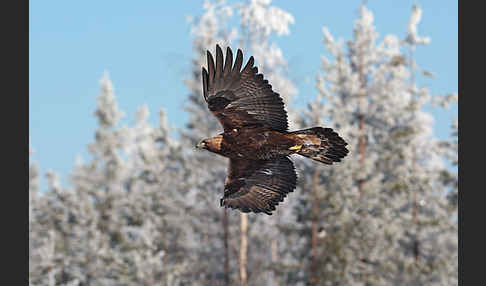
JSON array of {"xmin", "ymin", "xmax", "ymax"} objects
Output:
[{"xmin": 197, "ymin": 45, "xmax": 349, "ymax": 215}]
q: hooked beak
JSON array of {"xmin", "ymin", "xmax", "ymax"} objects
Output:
[{"xmin": 196, "ymin": 141, "xmax": 207, "ymax": 149}]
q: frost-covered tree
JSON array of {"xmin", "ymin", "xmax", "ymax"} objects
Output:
[
  {"xmin": 288, "ymin": 4, "xmax": 457, "ymax": 285},
  {"xmin": 234, "ymin": 1, "xmax": 298, "ymax": 286},
  {"xmin": 182, "ymin": 2, "xmax": 239, "ymax": 285},
  {"xmin": 182, "ymin": 1, "xmax": 297, "ymax": 285},
  {"xmin": 29, "ymin": 146, "xmax": 39, "ymax": 231},
  {"xmin": 29, "ymin": 146, "xmax": 51, "ymax": 285},
  {"xmin": 439, "ymin": 118, "xmax": 458, "ymax": 208},
  {"xmin": 29, "ymin": 73, "xmax": 191, "ymax": 285}
]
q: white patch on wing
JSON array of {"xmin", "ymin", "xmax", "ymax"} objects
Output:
[
  {"xmin": 261, "ymin": 169, "xmax": 273, "ymax": 175},
  {"xmin": 297, "ymin": 134, "xmax": 320, "ymax": 145}
]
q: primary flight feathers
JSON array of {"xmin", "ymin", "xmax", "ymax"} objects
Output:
[{"xmin": 202, "ymin": 45, "xmax": 288, "ymax": 132}]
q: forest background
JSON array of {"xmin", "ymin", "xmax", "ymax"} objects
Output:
[{"xmin": 29, "ymin": 1, "xmax": 458, "ymax": 285}]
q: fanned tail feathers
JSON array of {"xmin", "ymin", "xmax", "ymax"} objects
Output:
[{"xmin": 292, "ymin": 127, "xmax": 349, "ymax": 164}]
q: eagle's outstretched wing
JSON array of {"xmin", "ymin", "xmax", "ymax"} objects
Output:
[
  {"xmin": 221, "ymin": 156, "xmax": 297, "ymax": 215},
  {"xmin": 202, "ymin": 45, "xmax": 288, "ymax": 132}
]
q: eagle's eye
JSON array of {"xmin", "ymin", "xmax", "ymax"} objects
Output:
[{"xmin": 196, "ymin": 141, "xmax": 207, "ymax": 149}]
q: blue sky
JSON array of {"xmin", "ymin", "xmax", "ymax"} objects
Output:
[{"xmin": 29, "ymin": 0, "xmax": 457, "ymax": 190}]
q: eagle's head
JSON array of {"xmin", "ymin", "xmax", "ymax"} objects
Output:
[{"xmin": 196, "ymin": 135, "xmax": 223, "ymax": 154}]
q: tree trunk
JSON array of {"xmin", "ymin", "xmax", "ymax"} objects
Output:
[
  {"xmin": 271, "ymin": 239, "xmax": 278, "ymax": 286},
  {"xmin": 240, "ymin": 213, "xmax": 248, "ymax": 286},
  {"xmin": 162, "ymin": 219, "xmax": 169, "ymax": 286},
  {"xmin": 223, "ymin": 208, "xmax": 230, "ymax": 286},
  {"xmin": 409, "ymin": 46, "xmax": 420, "ymax": 265},
  {"xmin": 357, "ymin": 46, "xmax": 369, "ymax": 284},
  {"xmin": 270, "ymin": 210, "xmax": 281, "ymax": 286},
  {"xmin": 311, "ymin": 165, "xmax": 320, "ymax": 285},
  {"xmin": 358, "ymin": 61, "xmax": 367, "ymax": 198}
]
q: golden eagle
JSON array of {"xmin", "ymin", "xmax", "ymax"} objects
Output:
[{"xmin": 197, "ymin": 45, "xmax": 349, "ymax": 215}]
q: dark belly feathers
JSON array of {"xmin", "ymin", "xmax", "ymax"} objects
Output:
[{"xmin": 221, "ymin": 128, "xmax": 295, "ymax": 160}]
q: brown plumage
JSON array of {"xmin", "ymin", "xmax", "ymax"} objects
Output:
[{"xmin": 197, "ymin": 45, "xmax": 349, "ymax": 215}]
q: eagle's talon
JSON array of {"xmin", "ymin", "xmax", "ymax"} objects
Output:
[{"xmin": 289, "ymin": 144, "xmax": 302, "ymax": 151}]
